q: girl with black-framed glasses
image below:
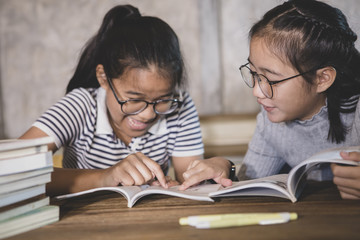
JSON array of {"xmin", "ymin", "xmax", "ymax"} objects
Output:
[{"xmin": 236, "ymin": 0, "xmax": 360, "ymax": 200}]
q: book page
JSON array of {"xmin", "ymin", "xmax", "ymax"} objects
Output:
[
  {"xmin": 0, "ymin": 137, "xmax": 53, "ymax": 152},
  {"xmin": 307, "ymin": 146, "xmax": 360, "ymax": 161},
  {"xmin": 0, "ymin": 145, "xmax": 49, "ymax": 160},
  {"xmin": 287, "ymin": 146, "xmax": 360, "ymax": 198},
  {"xmin": 0, "ymin": 167, "xmax": 53, "ymax": 185},
  {"xmin": 0, "ymin": 185, "xmax": 46, "ymax": 208},
  {"xmin": 0, "ymin": 205, "xmax": 59, "ymax": 238},
  {"xmin": 209, "ymin": 174, "xmax": 296, "ymax": 202},
  {"xmin": 130, "ymin": 184, "xmax": 218, "ymax": 207},
  {"xmin": 0, "ymin": 151, "xmax": 53, "ymax": 176},
  {"xmin": 54, "ymin": 186, "xmax": 143, "ymax": 204},
  {"xmin": 0, "ymin": 173, "xmax": 51, "ymax": 195},
  {"xmin": 0, "ymin": 197, "xmax": 49, "ymax": 221},
  {"xmin": 55, "ymin": 184, "xmax": 218, "ymax": 208}
]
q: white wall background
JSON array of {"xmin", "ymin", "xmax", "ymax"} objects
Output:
[{"xmin": 0, "ymin": 0, "xmax": 359, "ymax": 139}]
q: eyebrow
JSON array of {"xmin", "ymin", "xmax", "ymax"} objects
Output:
[
  {"xmin": 124, "ymin": 90, "xmax": 174, "ymax": 99},
  {"xmin": 248, "ymin": 58, "xmax": 283, "ymax": 77}
]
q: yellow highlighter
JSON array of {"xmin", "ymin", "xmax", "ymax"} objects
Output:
[{"xmin": 179, "ymin": 212, "xmax": 298, "ymax": 229}]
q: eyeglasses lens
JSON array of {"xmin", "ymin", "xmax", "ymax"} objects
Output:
[
  {"xmin": 240, "ymin": 67, "xmax": 255, "ymax": 88},
  {"xmin": 154, "ymin": 100, "xmax": 177, "ymax": 114},
  {"xmin": 122, "ymin": 100, "xmax": 178, "ymax": 115},
  {"xmin": 256, "ymin": 75, "xmax": 273, "ymax": 98},
  {"xmin": 122, "ymin": 100, "xmax": 147, "ymax": 114}
]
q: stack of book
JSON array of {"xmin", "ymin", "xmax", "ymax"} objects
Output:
[{"xmin": 0, "ymin": 137, "xmax": 59, "ymax": 239}]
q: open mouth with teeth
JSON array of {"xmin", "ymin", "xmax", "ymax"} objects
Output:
[{"xmin": 127, "ymin": 117, "xmax": 153, "ymax": 131}]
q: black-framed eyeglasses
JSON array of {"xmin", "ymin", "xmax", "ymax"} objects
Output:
[
  {"xmin": 107, "ymin": 78, "xmax": 183, "ymax": 115},
  {"xmin": 239, "ymin": 63, "xmax": 318, "ymax": 99}
]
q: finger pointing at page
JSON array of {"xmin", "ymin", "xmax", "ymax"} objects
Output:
[{"xmin": 135, "ymin": 152, "xmax": 168, "ymax": 189}]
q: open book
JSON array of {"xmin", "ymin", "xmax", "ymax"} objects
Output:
[
  {"xmin": 55, "ymin": 146, "xmax": 360, "ymax": 206},
  {"xmin": 55, "ymin": 184, "xmax": 220, "ymax": 208},
  {"xmin": 210, "ymin": 146, "xmax": 360, "ymax": 202}
]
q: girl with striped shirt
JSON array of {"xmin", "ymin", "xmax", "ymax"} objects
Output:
[{"xmin": 20, "ymin": 5, "xmax": 234, "ymax": 196}]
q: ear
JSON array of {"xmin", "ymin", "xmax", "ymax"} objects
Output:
[
  {"xmin": 96, "ymin": 64, "xmax": 108, "ymax": 89},
  {"xmin": 315, "ymin": 66, "xmax": 336, "ymax": 93}
]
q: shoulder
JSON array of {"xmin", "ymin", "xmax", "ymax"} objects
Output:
[
  {"xmin": 65, "ymin": 88, "xmax": 97, "ymax": 104},
  {"xmin": 179, "ymin": 92, "xmax": 198, "ymax": 115},
  {"xmin": 167, "ymin": 92, "xmax": 199, "ymax": 122},
  {"xmin": 163, "ymin": 92, "xmax": 201, "ymax": 132},
  {"xmin": 47, "ymin": 87, "xmax": 99, "ymax": 122},
  {"xmin": 59, "ymin": 88, "xmax": 98, "ymax": 112},
  {"xmin": 33, "ymin": 88, "xmax": 99, "ymax": 148},
  {"xmin": 347, "ymin": 96, "xmax": 360, "ymax": 143},
  {"xmin": 181, "ymin": 92, "xmax": 194, "ymax": 105},
  {"xmin": 355, "ymin": 95, "xmax": 360, "ymax": 112}
]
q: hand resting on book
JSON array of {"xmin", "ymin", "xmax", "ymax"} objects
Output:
[
  {"xmin": 149, "ymin": 176, "xmax": 180, "ymax": 188},
  {"xmin": 331, "ymin": 151, "xmax": 360, "ymax": 200},
  {"xmin": 179, "ymin": 157, "xmax": 233, "ymax": 191},
  {"xmin": 101, "ymin": 152, "xmax": 168, "ymax": 189}
]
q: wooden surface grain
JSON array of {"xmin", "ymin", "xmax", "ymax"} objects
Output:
[{"xmin": 8, "ymin": 181, "xmax": 360, "ymax": 240}]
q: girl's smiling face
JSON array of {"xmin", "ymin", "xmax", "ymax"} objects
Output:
[
  {"xmin": 100, "ymin": 65, "xmax": 173, "ymax": 145},
  {"xmin": 249, "ymin": 38, "xmax": 326, "ymax": 123}
]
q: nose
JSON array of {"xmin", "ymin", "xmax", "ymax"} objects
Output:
[
  {"xmin": 137, "ymin": 103, "xmax": 157, "ymax": 120},
  {"xmin": 252, "ymin": 79, "xmax": 266, "ymax": 99}
]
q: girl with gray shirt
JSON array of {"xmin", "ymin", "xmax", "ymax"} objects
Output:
[{"xmin": 236, "ymin": 0, "xmax": 360, "ymax": 199}]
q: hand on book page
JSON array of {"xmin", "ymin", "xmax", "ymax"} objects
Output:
[
  {"xmin": 331, "ymin": 150, "xmax": 360, "ymax": 200},
  {"xmin": 210, "ymin": 146, "xmax": 360, "ymax": 203}
]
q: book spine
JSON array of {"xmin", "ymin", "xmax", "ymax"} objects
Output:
[
  {"xmin": 0, "ymin": 185, "xmax": 46, "ymax": 208},
  {"xmin": 0, "ymin": 173, "xmax": 52, "ymax": 195},
  {"xmin": 0, "ymin": 151, "xmax": 52, "ymax": 176}
]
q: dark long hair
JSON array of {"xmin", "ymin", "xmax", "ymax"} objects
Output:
[
  {"xmin": 250, "ymin": 0, "xmax": 360, "ymax": 143},
  {"xmin": 66, "ymin": 5, "xmax": 186, "ymax": 94}
]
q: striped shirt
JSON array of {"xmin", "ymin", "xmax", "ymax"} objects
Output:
[{"xmin": 33, "ymin": 87, "xmax": 204, "ymax": 173}]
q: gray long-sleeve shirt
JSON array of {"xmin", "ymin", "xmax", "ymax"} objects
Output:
[{"xmin": 239, "ymin": 97, "xmax": 360, "ymax": 181}]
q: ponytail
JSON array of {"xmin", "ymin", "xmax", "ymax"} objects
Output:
[{"xmin": 66, "ymin": 5, "xmax": 141, "ymax": 93}]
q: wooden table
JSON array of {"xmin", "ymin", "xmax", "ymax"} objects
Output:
[{"xmin": 8, "ymin": 182, "xmax": 360, "ymax": 240}]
